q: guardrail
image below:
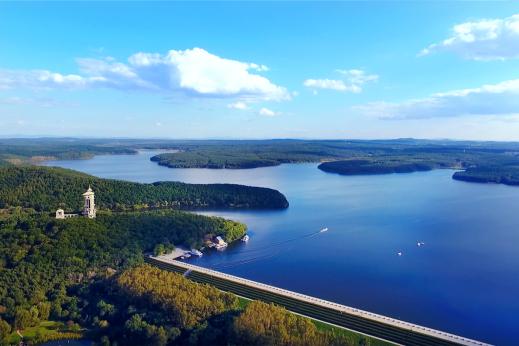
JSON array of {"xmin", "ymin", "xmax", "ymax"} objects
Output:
[{"xmin": 147, "ymin": 256, "xmax": 490, "ymax": 346}]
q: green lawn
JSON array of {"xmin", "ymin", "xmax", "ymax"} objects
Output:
[
  {"xmin": 7, "ymin": 321, "xmax": 83, "ymax": 344},
  {"xmin": 312, "ymin": 319, "xmax": 394, "ymax": 346}
]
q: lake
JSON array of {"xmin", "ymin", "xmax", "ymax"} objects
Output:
[{"xmin": 43, "ymin": 150, "xmax": 519, "ymax": 344}]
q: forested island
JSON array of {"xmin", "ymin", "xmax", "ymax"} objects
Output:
[
  {"xmin": 453, "ymin": 166, "xmax": 519, "ymax": 186},
  {"xmin": 0, "ymin": 166, "xmax": 289, "ymax": 211},
  {"xmin": 318, "ymin": 159, "xmax": 438, "ymax": 176}
]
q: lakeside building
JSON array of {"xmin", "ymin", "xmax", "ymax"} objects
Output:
[
  {"xmin": 214, "ymin": 236, "xmax": 228, "ymax": 249},
  {"xmin": 55, "ymin": 186, "xmax": 96, "ymax": 219}
]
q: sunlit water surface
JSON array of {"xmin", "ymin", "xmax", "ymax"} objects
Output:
[{"xmin": 43, "ymin": 151, "xmax": 519, "ymax": 344}]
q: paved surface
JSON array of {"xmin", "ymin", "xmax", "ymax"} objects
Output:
[{"xmin": 145, "ymin": 256, "xmax": 490, "ymax": 346}]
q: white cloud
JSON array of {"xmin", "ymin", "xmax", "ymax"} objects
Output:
[
  {"xmin": 0, "ymin": 48, "xmax": 290, "ymax": 101},
  {"xmin": 420, "ymin": 14, "xmax": 519, "ymax": 60},
  {"xmin": 303, "ymin": 69, "xmax": 377, "ymax": 93},
  {"xmin": 303, "ymin": 79, "xmax": 352, "ymax": 92},
  {"xmin": 259, "ymin": 107, "xmax": 279, "ymax": 117},
  {"xmin": 227, "ymin": 101, "xmax": 248, "ymax": 110},
  {"xmin": 0, "ymin": 69, "xmax": 93, "ymax": 90},
  {"xmin": 0, "ymin": 96, "xmax": 59, "ymax": 108},
  {"xmin": 354, "ymin": 78, "xmax": 519, "ymax": 119},
  {"xmin": 336, "ymin": 69, "xmax": 379, "ymax": 85}
]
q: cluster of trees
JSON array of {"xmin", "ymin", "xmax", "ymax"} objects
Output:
[
  {"xmin": 0, "ymin": 166, "xmax": 289, "ymax": 211},
  {"xmin": 98, "ymin": 210, "xmax": 247, "ymax": 249},
  {"xmin": 0, "ymin": 209, "xmax": 247, "ymax": 343},
  {"xmin": 318, "ymin": 159, "xmax": 440, "ymax": 176},
  {"xmin": 233, "ymin": 301, "xmax": 357, "ymax": 346},
  {"xmin": 117, "ymin": 266, "xmax": 239, "ymax": 329},
  {"xmin": 71, "ymin": 265, "xmax": 366, "ymax": 346},
  {"xmin": 453, "ymin": 166, "xmax": 519, "ymax": 186},
  {"xmin": 149, "ymin": 140, "xmax": 352, "ymax": 169}
]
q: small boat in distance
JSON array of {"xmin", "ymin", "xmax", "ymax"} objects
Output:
[
  {"xmin": 397, "ymin": 252, "xmax": 403, "ymax": 256},
  {"xmin": 241, "ymin": 234, "xmax": 250, "ymax": 242},
  {"xmin": 191, "ymin": 249, "xmax": 203, "ymax": 257},
  {"xmin": 417, "ymin": 241, "xmax": 425, "ymax": 247},
  {"xmin": 320, "ymin": 227, "xmax": 329, "ymax": 233}
]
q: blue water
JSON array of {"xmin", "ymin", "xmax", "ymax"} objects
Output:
[{"xmin": 43, "ymin": 151, "xmax": 519, "ymax": 344}]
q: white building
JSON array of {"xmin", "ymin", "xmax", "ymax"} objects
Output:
[
  {"xmin": 55, "ymin": 186, "xmax": 96, "ymax": 219},
  {"xmin": 82, "ymin": 186, "xmax": 96, "ymax": 218},
  {"xmin": 55, "ymin": 209, "xmax": 65, "ymax": 219},
  {"xmin": 214, "ymin": 236, "xmax": 228, "ymax": 249}
]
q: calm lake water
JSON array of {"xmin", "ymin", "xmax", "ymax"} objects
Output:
[{"xmin": 43, "ymin": 151, "xmax": 519, "ymax": 344}]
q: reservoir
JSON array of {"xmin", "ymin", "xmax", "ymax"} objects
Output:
[{"xmin": 43, "ymin": 151, "xmax": 519, "ymax": 344}]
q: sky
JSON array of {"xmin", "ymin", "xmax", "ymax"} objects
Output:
[{"xmin": 2, "ymin": 1, "xmax": 519, "ymax": 140}]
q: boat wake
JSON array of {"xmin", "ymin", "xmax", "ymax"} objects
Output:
[{"xmin": 207, "ymin": 227, "xmax": 328, "ymax": 269}]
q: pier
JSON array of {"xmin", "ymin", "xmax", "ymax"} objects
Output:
[{"xmin": 145, "ymin": 256, "xmax": 489, "ymax": 346}]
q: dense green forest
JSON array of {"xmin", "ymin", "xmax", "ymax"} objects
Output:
[
  {"xmin": 0, "ymin": 166, "xmax": 288, "ymax": 211},
  {"xmin": 150, "ymin": 141, "xmax": 334, "ymax": 168},
  {"xmin": 148, "ymin": 139, "xmax": 519, "ymax": 172},
  {"xmin": 0, "ymin": 210, "xmax": 244, "ymax": 344},
  {"xmin": 0, "ymin": 211, "xmax": 372, "ymax": 345}
]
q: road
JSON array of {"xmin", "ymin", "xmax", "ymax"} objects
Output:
[{"xmin": 145, "ymin": 256, "xmax": 489, "ymax": 346}]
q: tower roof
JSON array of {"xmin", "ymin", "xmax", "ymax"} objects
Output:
[{"xmin": 82, "ymin": 185, "xmax": 94, "ymax": 196}]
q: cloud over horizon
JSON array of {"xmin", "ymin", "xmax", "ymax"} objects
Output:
[
  {"xmin": 0, "ymin": 48, "xmax": 290, "ymax": 101},
  {"xmin": 259, "ymin": 107, "xmax": 279, "ymax": 117},
  {"xmin": 303, "ymin": 69, "xmax": 378, "ymax": 93},
  {"xmin": 420, "ymin": 14, "xmax": 519, "ymax": 60},
  {"xmin": 354, "ymin": 78, "xmax": 519, "ymax": 119}
]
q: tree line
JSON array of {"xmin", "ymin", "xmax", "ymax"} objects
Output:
[{"xmin": 0, "ymin": 166, "xmax": 289, "ymax": 212}]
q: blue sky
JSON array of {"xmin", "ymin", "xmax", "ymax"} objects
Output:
[{"xmin": 2, "ymin": 1, "xmax": 519, "ymax": 140}]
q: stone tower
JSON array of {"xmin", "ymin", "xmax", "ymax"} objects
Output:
[
  {"xmin": 82, "ymin": 186, "xmax": 96, "ymax": 218},
  {"xmin": 55, "ymin": 209, "xmax": 65, "ymax": 219}
]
